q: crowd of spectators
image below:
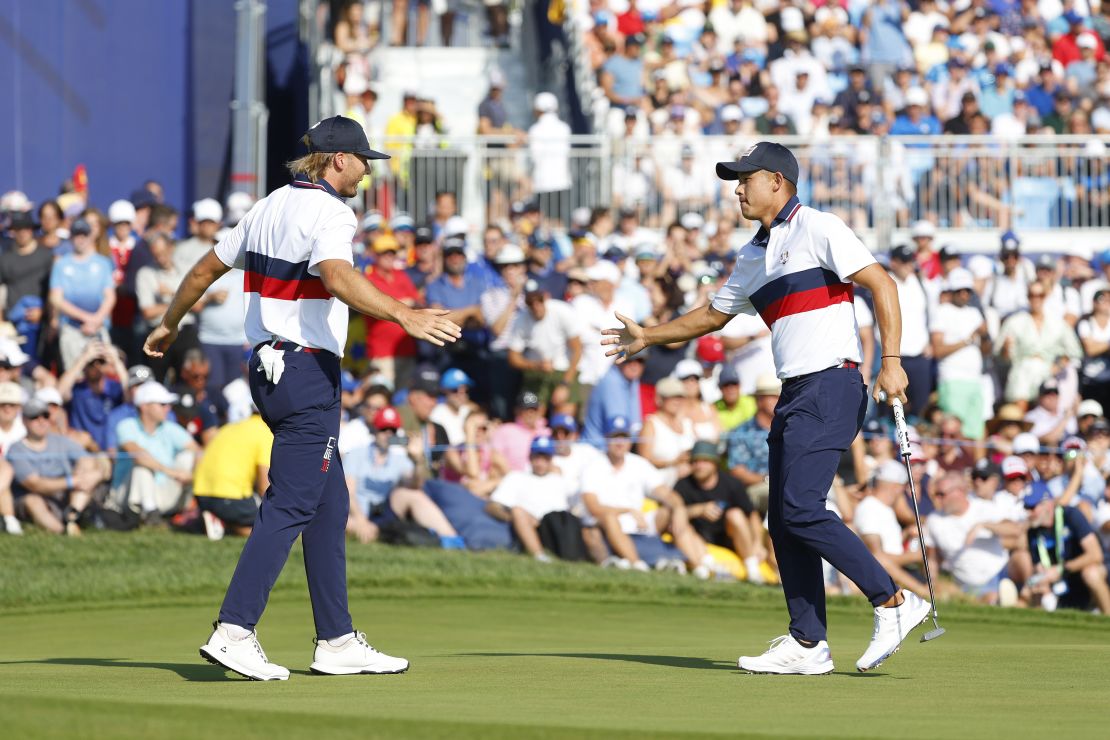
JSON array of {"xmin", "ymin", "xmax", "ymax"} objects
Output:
[{"xmin": 3, "ymin": 168, "xmax": 1110, "ymax": 614}]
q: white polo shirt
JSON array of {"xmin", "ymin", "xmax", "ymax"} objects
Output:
[
  {"xmin": 214, "ymin": 176, "xmax": 356, "ymax": 356},
  {"xmin": 711, "ymin": 197, "xmax": 875, "ymax": 379}
]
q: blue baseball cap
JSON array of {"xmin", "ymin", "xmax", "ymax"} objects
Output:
[
  {"xmin": 716, "ymin": 142, "xmax": 799, "ymax": 185},
  {"xmin": 303, "ymin": 115, "xmax": 389, "ymax": 160},
  {"xmin": 440, "ymin": 367, "xmax": 472, "ymax": 391},
  {"xmin": 390, "ymin": 213, "xmax": 415, "ymax": 232},
  {"xmin": 1023, "ymin": 482, "xmax": 1054, "ymax": 509},
  {"xmin": 605, "ymin": 415, "xmax": 632, "ymax": 437},
  {"xmin": 341, "ymin": 371, "xmax": 360, "ymax": 393},
  {"xmin": 718, "ymin": 365, "xmax": 740, "ymax": 386},
  {"xmin": 530, "ymin": 435, "xmax": 556, "ymax": 456},
  {"xmin": 1064, "ymin": 10, "xmax": 1084, "ymax": 25},
  {"xmin": 551, "ymin": 413, "xmax": 578, "ymax": 432},
  {"xmin": 1000, "ymin": 230, "xmax": 1021, "ymax": 252}
]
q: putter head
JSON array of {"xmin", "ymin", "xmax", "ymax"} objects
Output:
[{"xmin": 920, "ymin": 627, "xmax": 946, "ymax": 642}]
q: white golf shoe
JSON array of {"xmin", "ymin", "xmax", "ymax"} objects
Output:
[
  {"xmin": 199, "ymin": 622, "xmax": 290, "ymax": 681},
  {"xmin": 856, "ymin": 590, "xmax": 931, "ymax": 672},
  {"xmin": 738, "ymin": 635, "xmax": 834, "ymax": 675},
  {"xmin": 309, "ymin": 631, "xmax": 410, "ymax": 675}
]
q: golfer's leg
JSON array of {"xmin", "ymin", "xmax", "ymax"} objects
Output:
[
  {"xmin": 767, "ymin": 419, "xmax": 827, "ymax": 643},
  {"xmin": 302, "ymin": 453, "xmax": 354, "ymax": 640}
]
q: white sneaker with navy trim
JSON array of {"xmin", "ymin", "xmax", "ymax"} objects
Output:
[
  {"xmin": 739, "ymin": 635, "xmax": 834, "ymax": 675},
  {"xmin": 199, "ymin": 622, "xmax": 289, "ymax": 681},
  {"xmin": 856, "ymin": 590, "xmax": 931, "ymax": 672},
  {"xmin": 309, "ymin": 632, "xmax": 410, "ymax": 675}
]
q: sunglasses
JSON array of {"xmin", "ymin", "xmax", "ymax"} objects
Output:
[{"xmin": 25, "ymin": 413, "xmax": 50, "ymax": 421}]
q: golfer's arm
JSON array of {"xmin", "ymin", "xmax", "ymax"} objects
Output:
[
  {"xmin": 851, "ymin": 264, "xmax": 902, "ymax": 364},
  {"xmin": 642, "ymin": 303, "xmax": 731, "ymax": 348},
  {"xmin": 317, "ymin": 259, "xmax": 415, "ymax": 324},
  {"xmin": 161, "ymin": 250, "xmax": 231, "ymax": 330}
]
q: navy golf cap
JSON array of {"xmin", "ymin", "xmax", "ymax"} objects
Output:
[
  {"xmin": 530, "ymin": 435, "xmax": 556, "ymax": 456},
  {"xmin": 303, "ymin": 116, "xmax": 390, "ymax": 160},
  {"xmin": 551, "ymin": 413, "xmax": 578, "ymax": 432},
  {"xmin": 716, "ymin": 142, "xmax": 799, "ymax": 185},
  {"xmin": 605, "ymin": 415, "xmax": 632, "ymax": 436}
]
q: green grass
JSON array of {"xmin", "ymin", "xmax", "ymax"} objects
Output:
[{"xmin": 1, "ymin": 532, "xmax": 1107, "ymax": 739}]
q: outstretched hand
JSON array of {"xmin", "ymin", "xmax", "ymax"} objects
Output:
[
  {"xmin": 600, "ymin": 312, "xmax": 648, "ymax": 364},
  {"xmin": 401, "ymin": 308, "xmax": 462, "ymax": 347},
  {"xmin": 143, "ymin": 324, "xmax": 179, "ymax": 359}
]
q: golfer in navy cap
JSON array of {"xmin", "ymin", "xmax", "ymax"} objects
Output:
[
  {"xmin": 145, "ymin": 115, "xmax": 461, "ymax": 681},
  {"xmin": 603, "ymin": 141, "xmax": 932, "ymax": 674}
]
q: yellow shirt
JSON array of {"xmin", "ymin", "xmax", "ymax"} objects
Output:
[
  {"xmin": 716, "ymin": 396, "xmax": 756, "ymax": 434},
  {"xmin": 193, "ymin": 415, "xmax": 273, "ymax": 500},
  {"xmin": 384, "ymin": 110, "xmax": 417, "ymax": 176}
]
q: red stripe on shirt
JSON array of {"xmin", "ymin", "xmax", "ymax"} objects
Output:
[
  {"xmin": 759, "ymin": 282, "xmax": 853, "ymax": 327},
  {"xmin": 243, "ymin": 270, "xmax": 332, "ymax": 300}
]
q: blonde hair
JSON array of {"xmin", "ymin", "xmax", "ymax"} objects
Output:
[{"xmin": 285, "ymin": 151, "xmax": 335, "ymax": 182}]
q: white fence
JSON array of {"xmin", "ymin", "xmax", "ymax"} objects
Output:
[{"xmin": 356, "ymin": 134, "xmax": 1110, "ymax": 251}]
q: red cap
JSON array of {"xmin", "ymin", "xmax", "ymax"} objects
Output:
[
  {"xmin": 372, "ymin": 406, "xmax": 402, "ymax": 430},
  {"xmin": 697, "ymin": 335, "xmax": 725, "ymax": 364}
]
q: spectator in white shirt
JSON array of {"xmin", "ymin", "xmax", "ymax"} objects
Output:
[
  {"xmin": 1023, "ymin": 378, "xmax": 1074, "ymax": 447},
  {"xmin": 886, "ymin": 244, "xmax": 934, "ymax": 418},
  {"xmin": 931, "ymin": 268, "xmax": 991, "ymax": 440},
  {"xmin": 580, "ymin": 415, "xmax": 713, "ymax": 578},
  {"xmin": 429, "ymin": 368, "xmax": 475, "ymax": 447},
  {"xmin": 508, "ymin": 280, "xmax": 583, "ymax": 411},
  {"xmin": 528, "ymin": 92, "xmax": 572, "ymax": 215},
  {"xmin": 855, "ymin": 460, "xmax": 933, "ymax": 600},
  {"xmin": 925, "ymin": 472, "xmax": 1026, "ymax": 604}
]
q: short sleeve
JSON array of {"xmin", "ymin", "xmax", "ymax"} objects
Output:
[
  {"xmin": 59, "ymin": 436, "xmax": 87, "ymax": 464},
  {"xmin": 557, "ymin": 301, "xmax": 582, "ymax": 339},
  {"xmin": 7, "ymin": 446, "xmax": 35, "ymax": 483},
  {"xmin": 49, "ymin": 260, "xmax": 64, "ymax": 290},
  {"xmin": 853, "ymin": 499, "xmax": 880, "ymax": 535},
  {"xmin": 254, "ymin": 429, "xmax": 272, "ymax": 468},
  {"xmin": 391, "ymin": 446, "xmax": 414, "ymax": 479},
  {"xmin": 922, "ymin": 518, "xmax": 936, "ymax": 549},
  {"xmin": 580, "ymin": 462, "xmax": 606, "ymax": 496},
  {"xmin": 636, "ymin": 456, "xmax": 664, "ymax": 494},
  {"xmin": 307, "ymin": 207, "xmax": 357, "ymax": 275},
  {"xmin": 507, "ymin": 317, "xmax": 528, "ymax": 353},
  {"xmin": 116, "ymin": 418, "xmax": 141, "ymax": 447},
  {"xmin": 491, "ymin": 472, "xmax": 522, "ymax": 508},
  {"xmin": 854, "ymin": 295, "xmax": 874, "ymax": 329},
  {"xmin": 214, "ymin": 213, "xmax": 250, "ymax": 270},
  {"xmin": 168, "ymin": 422, "xmax": 193, "ymax": 452},
  {"xmin": 1077, "ymin": 318, "xmax": 1092, "ymax": 339},
  {"xmin": 813, "ymin": 212, "xmax": 876, "ymax": 282},
  {"xmin": 711, "ymin": 266, "xmax": 756, "ymax": 316},
  {"xmin": 135, "ymin": 268, "xmax": 158, "ymax": 310}
]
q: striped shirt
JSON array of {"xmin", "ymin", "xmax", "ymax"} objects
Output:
[
  {"xmin": 711, "ymin": 196, "xmax": 875, "ymax": 379},
  {"xmin": 214, "ymin": 176, "xmax": 356, "ymax": 357}
]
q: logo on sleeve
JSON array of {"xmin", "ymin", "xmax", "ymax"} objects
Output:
[{"xmin": 321, "ymin": 436, "xmax": 337, "ymax": 472}]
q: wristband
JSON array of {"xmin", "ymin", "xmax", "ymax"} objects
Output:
[{"xmin": 881, "ymin": 355, "xmax": 901, "ymax": 359}]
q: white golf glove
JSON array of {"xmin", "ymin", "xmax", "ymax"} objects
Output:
[{"xmin": 256, "ymin": 344, "xmax": 286, "ymax": 385}]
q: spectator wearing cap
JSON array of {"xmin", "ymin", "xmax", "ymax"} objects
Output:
[
  {"xmin": 486, "ymin": 435, "xmax": 582, "ymax": 563},
  {"xmin": 662, "ymin": 145, "xmax": 716, "ymax": 223},
  {"xmin": 192, "ymin": 407, "xmax": 273, "ymax": 539},
  {"xmin": 48, "ymin": 217, "xmax": 116, "ymax": 370},
  {"xmin": 136, "ymin": 231, "xmax": 201, "ymax": 379},
  {"xmin": 924, "ymin": 471, "xmax": 1024, "ymax": 605},
  {"xmin": 58, "ymin": 340, "xmax": 127, "ymax": 452},
  {"xmin": 0, "ymin": 336, "xmax": 37, "ymax": 398},
  {"xmin": 723, "ymin": 373, "xmax": 780, "ymax": 513},
  {"xmin": 175, "ymin": 199, "xmax": 223, "ymax": 274},
  {"xmin": 468, "ymin": 224, "xmax": 509, "ymax": 292},
  {"xmin": 637, "ymin": 376, "xmax": 696, "ymax": 487},
  {"xmin": 196, "ymin": 252, "xmax": 248, "ymax": 395},
  {"xmin": 384, "ymin": 91, "xmax": 418, "ymax": 175},
  {"xmin": 600, "ymin": 33, "xmax": 645, "ymax": 111},
  {"xmin": 887, "ymin": 243, "xmax": 935, "ymax": 418},
  {"xmin": 1076, "ymin": 399, "xmax": 1105, "ymax": 438},
  {"xmin": 171, "ymin": 348, "xmax": 225, "ymax": 446},
  {"xmin": 405, "ymin": 226, "xmax": 440, "ymax": 290},
  {"xmin": 996, "ymin": 280, "xmax": 1082, "ymax": 406},
  {"xmin": 478, "ymin": 69, "xmax": 523, "ymax": 217},
  {"xmin": 988, "ymin": 231, "xmax": 1034, "ymax": 318},
  {"xmin": 31, "ymin": 386, "xmax": 92, "ymax": 455},
  {"xmin": 1024, "ymin": 379, "xmax": 1072, "ymax": 447},
  {"xmin": 1011, "ymin": 431, "xmax": 1044, "ymax": 480},
  {"xmin": 477, "ymin": 243, "xmax": 529, "ymax": 420},
  {"xmin": 1052, "ymin": 11, "xmax": 1105, "ymax": 68},
  {"xmin": 106, "ymin": 199, "xmax": 138, "ymax": 285},
  {"xmin": 1051, "ymin": 435, "xmax": 1106, "ymax": 520},
  {"xmin": 943, "ymin": 90, "xmax": 983, "ymax": 135},
  {"xmin": 429, "ymin": 367, "xmax": 475, "ymax": 447},
  {"xmin": 0, "ymin": 210, "xmax": 52, "ymax": 314},
  {"xmin": 891, "ymin": 86, "xmax": 942, "ymax": 136},
  {"xmin": 526, "ymin": 229, "xmax": 568, "ymax": 299},
  {"xmin": 931, "ymin": 267, "xmax": 990, "ymax": 440},
  {"xmin": 360, "ymin": 232, "xmax": 420, "ymax": 389},
  {"xmin": 714, "ymin": 364, "xmax": 755, "ymax": 433},
  {"xmin": 399, "ymin": 370, "xmax": 456, "ymax": 481},
  {"xmin": 104, "ymin": 364, "xmax": 155, "ymax": 456},
  {"xmin": 0, "ymin": 381, "xmax": 26, "ymax": 456},
  {"xmin": 389, "ymin": 213, "xmax": 416, "ymax": 258},
  {"xmin": 674, "ymin": 357, "xmax": 721, "ymax": 443},
  {"xmin": 907, "ymin": 220, "xmax": 940, "ymax": 280},
  {"xmin": 969, "ymin": 458, "xmax": 1006, "ymax": 510},
  {"xmin": 709, "ymin": 0, "xmax": 768, "ymax": 56},
  {"xmin": 490, "ymin": 390, "xmax": 547, "ymax": 473},
  {"xmin": 581, "ymin": 415, "xmax": 714, "ymax": 577},
  {"xmin": 508, "ymin": 279, "xmax": 583, "ymax": 412},
  {"xmin": 549, "ymin": 413, "xmax": 604, "ymax": 492},
  {"xmin": 583, "ymin": 351, "xmax": 644, "ymax": 450},
  {"xmin": 7, "ymin": 398, "xmax": 105, "ymax": 535},
  {"xmin": 528, "ymin": 92, "xmax": 572, "ymax": 218},
  {"xmin": 425, "ymin": 235, "xmax": 488, "ymax": 369},
  {"xmin": 855, "ymin": 459, "xmax": 934, "ymax": 601},
  {"xmin": 1017, "ymin": 484, "xmax": 1110, "ymax": 614},
  {"xmin": 108, "ymin": 381, "xmax": 200, "ymax": 525}
]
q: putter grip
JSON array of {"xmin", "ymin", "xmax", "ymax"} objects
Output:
[{"xmin": 890, "ymin": 398, "xmax": 912, "ymax": 457}]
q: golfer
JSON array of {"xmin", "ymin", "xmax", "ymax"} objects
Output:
[
  {"xmin": 602, "ymin": 142, "xmax": 930, "ymax": 674},
  {"xmin": 145, "ymin": 116, "xmax": 461, "ymax": 681}
]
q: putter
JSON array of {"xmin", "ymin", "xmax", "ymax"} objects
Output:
[{"xmin": 878, "ymin": 392, "xmax": 947, "ymax": 642}]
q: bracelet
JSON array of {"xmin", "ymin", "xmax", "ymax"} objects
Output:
[{"xmin": 881, "ymin": 354, "xmax": 901, "ymax": 359}]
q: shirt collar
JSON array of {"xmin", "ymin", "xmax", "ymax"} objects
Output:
[
  {"xmin": 291, "ymin": 174, "xmax": 346, "ymax": 203},
  {"xmin": 751, "ymin": 195, "xmax": 802, "ymax": 248}
]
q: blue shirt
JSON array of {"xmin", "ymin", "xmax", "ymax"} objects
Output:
[
  {"xmin": 1024, "ymin": 85, "xmax": 1056, "ymax": 118},
  {"xmin": 344, "ymin": 443, "xmax": 414, "ymax": 513},
  {"xmin": 864, "ymin": 1, "xmax": 912, "ymax": 66},
  {"xmin": 7, "ymin": 434, "xmax": 87, "ymax": 497},
  {"xmin": 724, "ymin": 416, "xmax": 771, "ymax": 475},
  {"xmin": 583, "ymin": 364, "xmax": 642, "ymax": 448},
  {"xmin": 602, "ymin": 55, "xmax": 645, "ymax": 101},
  {"xmin": 106, "ymin": 402, "xmax": 179, "ymax": 451},
  {"xmin": 68, "ymin": 379, "xmax": 124, "ymax": 451},
  {"xmin": 466, "ymin": 258, "xmax": 503, "ymax": 291},
  {"xmin": 426, "ymin": 273, "xmax": 489, "ymax": 347},
  {"xmin": 112, "ymin": 417, "xmax": 194, "ymax": 488},
  {"xmin": 890, "ymin": 115, "xmax": 942, "ymax": 136},
  {"xmin": 50, "ymin": 253, "xmax": 114, "ymax": 327}
]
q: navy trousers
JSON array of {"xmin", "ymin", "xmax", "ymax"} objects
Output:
[
  {"xmin": 218, "ymin": 349, "xmax": 353, "ymax": 640},
  {"xmin": 767, "ymin": 367, "xmax": 897, "ymax": 643}
]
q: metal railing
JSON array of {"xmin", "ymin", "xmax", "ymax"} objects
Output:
[{"xmin": 351, "ymin": 134, "xmax": 1110, "ymax": 248}]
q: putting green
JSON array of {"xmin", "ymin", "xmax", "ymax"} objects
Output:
[{"xmin": 1, "ymin": 533, "xmax": 1107, "ymax": 739}]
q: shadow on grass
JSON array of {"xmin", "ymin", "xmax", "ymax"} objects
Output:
[
  {"xmin": 0, "ymin": 657, "xmax": 312, "ymax": 682},
  {"xmin": 455, "ymin": 652, "xmax": 737, "ymax": 670}
]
